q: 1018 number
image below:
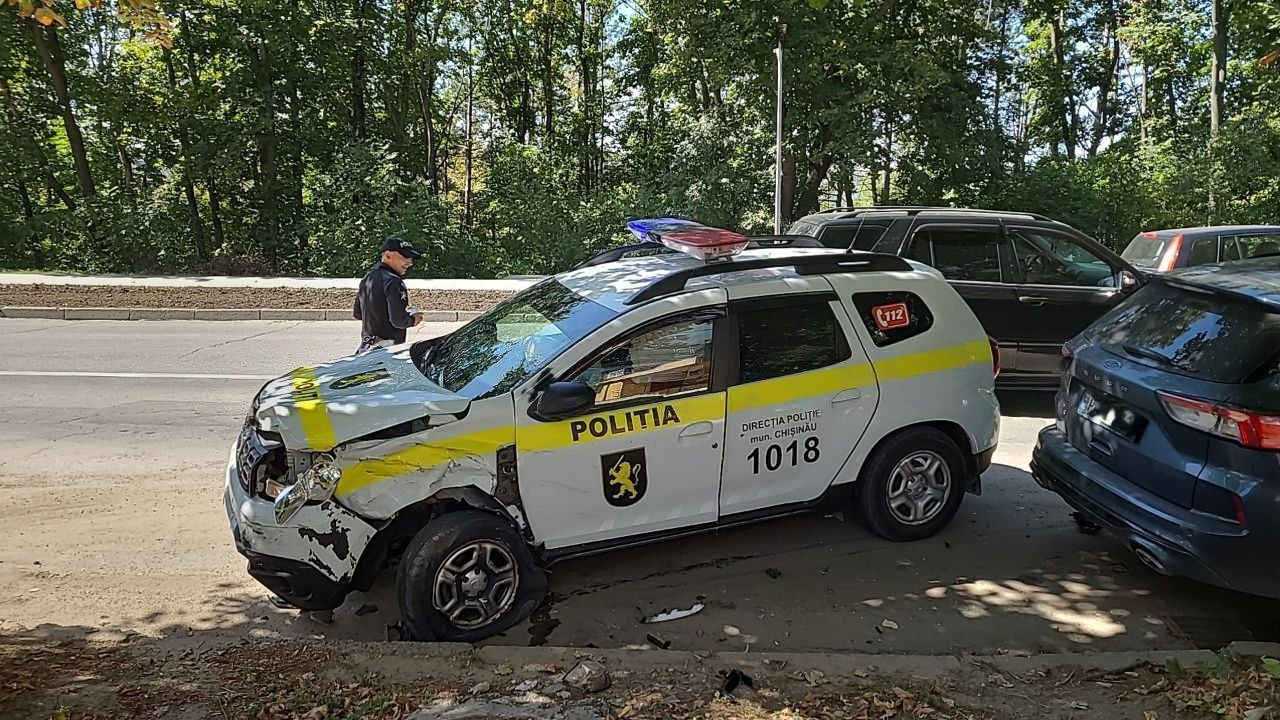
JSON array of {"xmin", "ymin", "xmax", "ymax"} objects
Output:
[{"xmin": 748, "ymin": 436, "xmax": 820, "ymax": 474}]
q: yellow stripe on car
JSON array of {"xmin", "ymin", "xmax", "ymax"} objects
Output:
[
  {"xmin": 337, "ymin": 425, "xmax": 517, "ymax": 498},
  {"xmin": 728, "ymin": 362, "xmax": 876, "ymax": 414},
  {"xmin": 517, "ymin": 393, "xmax": 725, "ymax": 453},
  {"xmin": 872, "ymin": 339, "xmax": 992, "ymax": 382},
  {"xmin": 289, "ymin": 367, "xmax": 338, "ymax": 451}
]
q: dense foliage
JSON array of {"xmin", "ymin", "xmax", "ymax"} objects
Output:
[{"xmin": 1, "ymin": 0, "xmax": 1277, "ymax": 277}]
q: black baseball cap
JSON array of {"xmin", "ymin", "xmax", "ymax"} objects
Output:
[{"xmin": 381, "ymin": 235, "xmax": 423, "ymax": 259}]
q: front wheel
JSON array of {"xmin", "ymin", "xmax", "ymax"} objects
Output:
[
  {"xmin": 397, "ymin": 510, "xmax": 547, "ymax": 642},
  {"xmin": 856, "ymin": 428, "xmax": 967, "ymax": 542}
]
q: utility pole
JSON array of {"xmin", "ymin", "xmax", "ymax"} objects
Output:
[{"xmin": 774, "ymin": 23, "xmax": 786, "ymax": 235}]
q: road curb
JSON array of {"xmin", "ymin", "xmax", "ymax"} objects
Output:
[{"xmin": 0, "ymin": 306, "xmax": 478, "ymax": 322}]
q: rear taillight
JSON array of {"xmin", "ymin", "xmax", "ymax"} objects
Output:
[
  {"xmin": 989, "ymin": 337, "xmax": 1000, "ymax": 378},
  {"xmin": 1157, "ymin": 391, "xmax": 1280, "ymax": 451},
  {"xmin": 1156, "ymin": 233, "xmax": 1184, "ymax": 272}
]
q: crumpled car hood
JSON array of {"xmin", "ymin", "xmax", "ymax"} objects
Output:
[{"xmin": 254, "ymin": 345, "xmax": 471, "ymax": 451}]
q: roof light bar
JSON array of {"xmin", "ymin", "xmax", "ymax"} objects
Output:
[{"xmin": 626, "ymin": 218, "xmax": 749, "ymax": 262}]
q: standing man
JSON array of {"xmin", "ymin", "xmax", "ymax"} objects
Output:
[{"xmin": 353, "ymin": 235, "xmax": 425, "ymax": 354}]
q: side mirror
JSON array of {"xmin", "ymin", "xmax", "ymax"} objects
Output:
[
  {"xmin": 532, "ymin": 381, "xmax": 596, "ymax": 419},
  {"xmin": 1120, "ymin": 270, "xmax": 1141, "ymax": 291}
]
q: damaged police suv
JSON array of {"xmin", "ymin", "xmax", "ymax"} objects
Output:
[{"xmin": 225, "ymin": 220, "xmax": 1000, "ymax": 642}]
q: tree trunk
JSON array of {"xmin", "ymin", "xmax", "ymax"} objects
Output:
[
  {"xmin": 207, "ymin": 175, "xmax": 226, "ymax": 249},
  {"xmin": 15, "ymin": 176, "xmax": 35, "ymax": 220},
  {"xmin": 464, "ymin": 38, "xmax": 474, "ymax": 228},
  {"xmin": 352, "ymin": 0, "xmax": 368, "ymax": 140},
  {"xmin": 1089, "ymin": 11, "xmax": 1120, "ymax": 158},
  {"xmin": 882, "ymin": 118, "xmax": 893, "ymax": 201},
  {"xmin": 0, "ymin": 75, "xmax": 77, "ymax": 211},
  {"xmin": 541, "ymin": 2, "xmax": 556, "ymax": 144},
  {"xmin": 165, "ymin": 50, "xmax": 207, "ymax": 260},
  {"xmin": 26, "ymin": 22, "xmax": 95, "ymax": 197},
  {"xmin": 1048, "ymin": 12, "xmax": 1076, "ymax": 159},
  {"xmin": 1210, "ymin": 0, "xmax": 1227, "ymax": 136},
  {"xmin": 250, "ymin": 36, "xmax": 280, "ymax": 265}
]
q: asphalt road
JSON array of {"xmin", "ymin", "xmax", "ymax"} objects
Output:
[{"xmin": 1, "ymin": 318, "xmax": 1276, "ymax": 655}]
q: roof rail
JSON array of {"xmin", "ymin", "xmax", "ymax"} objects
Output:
[
  {"xmin": 574, "ymin": 235, "xmax": 825, "ymax": 270},
  {"xmin": 626, "ymin": 252, "xmax": 913, "ymax": 306},
  {"xmin": 574, "ymin": 241, "xmax": 669, "ymax": 269},
  {"xmin": 819, "ymin": 205, "xmax": 1052, "ymax": 222}
]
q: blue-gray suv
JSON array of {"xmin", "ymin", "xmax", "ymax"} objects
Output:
[{"xmin": 1032, "ymin": 256, "xmax": 1280, "ymax": 599}]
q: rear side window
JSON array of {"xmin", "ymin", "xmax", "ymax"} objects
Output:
[
  {"xmin": 1086, "ymin": 283, "xmax": 1280, "ymax": 383},
  {"xmin": 1186, "ymin": 236, "xmax": 1219, "ymax": 267},
  {"xmin": 851, "ymin": 292, "xmax": 935, "ymax": 347},
  {"xmin": 912, "ymin": 229, "xmax": 1004, "ymax": 282},
  {"xmin": 818, "ymin": 222, "xmax": 891, "ymax": 250},
  {"xmin": 1238, "ymin": 234, "xmax": 1280, "ymax": 259},
  {"xmin": 736, "ymin": 299, "xmax": 851, "ymax": 384}
]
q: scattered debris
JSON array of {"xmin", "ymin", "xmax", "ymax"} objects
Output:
[
  {"xmin": 386, "ymin": 623, "xmax": 405, "ymax": 642},
  {"xmin": 354, "ymin": 603, "xmax": 378, "ymax": 616},
  {"xmin": 881, "ymin": 619, "xmax": 899, "ymax": 630},
  {"xmin": 563, "ymin": 660, "xmax": 610, "ymax": 693},
  {"xmin": 642, "ymin": 603, "xmax": 705, "ymax": 624},
  {"xmin": 523, "ymin": 663, "xmax": 559, "ymax": 674},
  {"xmin": 305, "ymin": 609, "xmax": 333, "ymax": 625},
  {"xmin": 723, "ymin": 625, "xmax": 741, "ymax": 637},
  {"xmin": 409, "ymin": 699, "xmax": 604, "ymax": 720},
  {"xmin": 944, "ymin": 541, "xmax": 952, "ymax": 549},
  {"xmin": 1069, "ymin": 700, "xmax": 1090, "ymax": 710},
  {"xmin": 493, "ymin": 664, "xmax": 514, "ymax": 676},
  {"xmin": 717, "ymin": 669, "xmax": 756, "ymax": 700},
  {"xmin": 268, "ymin": 595, "xmax": 297, "ymax": 610},
  {"xmin": 468, "ymin": 681, "xmax": 491, "ymax": 696},
  {"xmin": 645, "ymin": 633, "xmax": 671, "ymax": 650},
  {"xmin": 514, "ymin": 679, "xmax": 538, "ymax": 693},
  {"xmin": 791, "ymin": 669, "xmax": 827, "ymax": 687},
  {"xmin": 543, "ymin": 682, "xmax": 566, "ymax": 695},
  {"xmin": 854, "ymin": 668, "xmax": 870, "ymax": 678},
  {"xmin": 765, "ymin": 567, "xmax": 783, "ymax": 579},
  {"xmin": 1072, "ymin": 511, "xmax": 1103, "ymax": 535}
]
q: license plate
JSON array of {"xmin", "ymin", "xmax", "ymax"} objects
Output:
[{"xmin": 1078, "ymin": 391, "xmax": 1146, "ymax": 442}]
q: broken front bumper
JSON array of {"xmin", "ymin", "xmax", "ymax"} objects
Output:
[{"xmin": 224, "ymin": 444, "xmax": 377, "ymax": 610}]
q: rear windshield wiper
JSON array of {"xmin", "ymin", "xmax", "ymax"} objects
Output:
[{"xmin": 1122, "ymin": 343, "xmax": 1174, "ymax": 367}]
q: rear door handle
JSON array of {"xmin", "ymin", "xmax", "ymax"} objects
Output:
[
  {"xmin": 1019, "ymin": 295, "xmax": 1049, "ymax": 306},
  {"xmin": 679, "ymin": 421, "xmax": 714, "ymax": 439}
]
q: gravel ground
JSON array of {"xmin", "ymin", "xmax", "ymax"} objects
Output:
[
  {"xmin": 5, "ymin": 632, "xmax": 1256, "ymax": 720},
  {"xmin": 0, "ymin": 284, "xmax": 514, "ymax": 311}
]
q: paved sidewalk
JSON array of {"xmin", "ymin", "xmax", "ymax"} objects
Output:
[{"xmin": 0, "ymin": 272, "xmax": 541, "ymax": 291}]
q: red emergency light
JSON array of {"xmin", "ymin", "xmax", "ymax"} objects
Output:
[{"xmin": 660, "ymin": 228, "xmax": 750, "ymax": 262}]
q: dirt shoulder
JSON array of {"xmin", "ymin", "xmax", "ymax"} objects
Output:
[
  {"xmin": 0, "ymin": 285, "xmax": 513, "ymax": 312},
  {"xmin": 3, "ymin": 629, "xmax": 1276, "ymax": 720}
]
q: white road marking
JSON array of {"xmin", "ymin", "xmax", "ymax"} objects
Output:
[{"xmin": 0, "ymin": 370, "xmax": 275, "ymax": 380}]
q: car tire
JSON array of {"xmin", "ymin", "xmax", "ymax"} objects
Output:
[
  {"xmin": 397, "ymin": 510, "xmax": 547, "ymax": 642},
  {"xmin": 856, "ymin": 427, "xmax": 967, "ymax": 542}
]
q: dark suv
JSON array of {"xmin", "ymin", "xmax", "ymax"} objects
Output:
[
  {"xmin": 787, "ymin": 207, "xmax": 1144, "ymax": 387},
  {"xmin": 1032, "ymin": 256, "xmax": 1280, "ymax": 599}
]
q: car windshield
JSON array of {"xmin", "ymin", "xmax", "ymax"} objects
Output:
[
  {"xmin": 417, "ymin": 279, "xmax": 617, "ymax": 399},
  {"xmin": 1121, "ymin": 234, "xmax": 1170, "ymax": 269}
]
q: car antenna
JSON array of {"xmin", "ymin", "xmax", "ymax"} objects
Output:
[{"xmin": 845, "ymin": 215, "xmax": 867, "ymax": 254}]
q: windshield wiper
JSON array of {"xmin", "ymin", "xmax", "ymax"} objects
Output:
[{"xmin": 1122, "ymin": 343, "xmax": 1174, "ymax": 367}]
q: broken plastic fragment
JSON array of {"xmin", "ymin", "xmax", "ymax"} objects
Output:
[{"xmin": 643, "ymin": 603, "xmax": 705, "ymax": 624}]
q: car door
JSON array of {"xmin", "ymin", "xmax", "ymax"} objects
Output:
[
  {"xmin": 514, "ymin": 306, "xmax": 728, "ymax": 551},
  {"xmin": 719, "ymin": 289, "xmax": 879, "ymax": 517},
  {"xmin": 902, "ymin": 223, "xmax": 1020, "ymax": 372},
  {"xmin": 1005, "ymin": 226, "xmax": 1131, "ymax": 379}
]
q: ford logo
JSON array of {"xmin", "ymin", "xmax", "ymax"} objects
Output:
[{"xmin": 1103, "ymin": 359, "xmax": 1122, "ymax": 371}]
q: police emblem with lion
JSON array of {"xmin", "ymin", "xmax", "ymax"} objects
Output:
[{"xmin": 600, "ymin": 448, "xmax": 647, "ymax": 507}]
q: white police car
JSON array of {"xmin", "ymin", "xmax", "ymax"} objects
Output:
[{"xmin": 225, "ymin": 220, "xmax": 1000, "ymax": 641}]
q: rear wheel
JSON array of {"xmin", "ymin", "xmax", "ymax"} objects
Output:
[
  {"xmin": 856, "ymin": 428, "xmax": 967, "ymax": 542},
  {"xmin": 397, "ymin": 510, "xmax": 546, "ymax": 642}
]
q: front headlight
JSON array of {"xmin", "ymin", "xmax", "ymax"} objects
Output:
[{"xmin": 273, "ymin": 460, "xmax": 342, "ymax": 524}]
